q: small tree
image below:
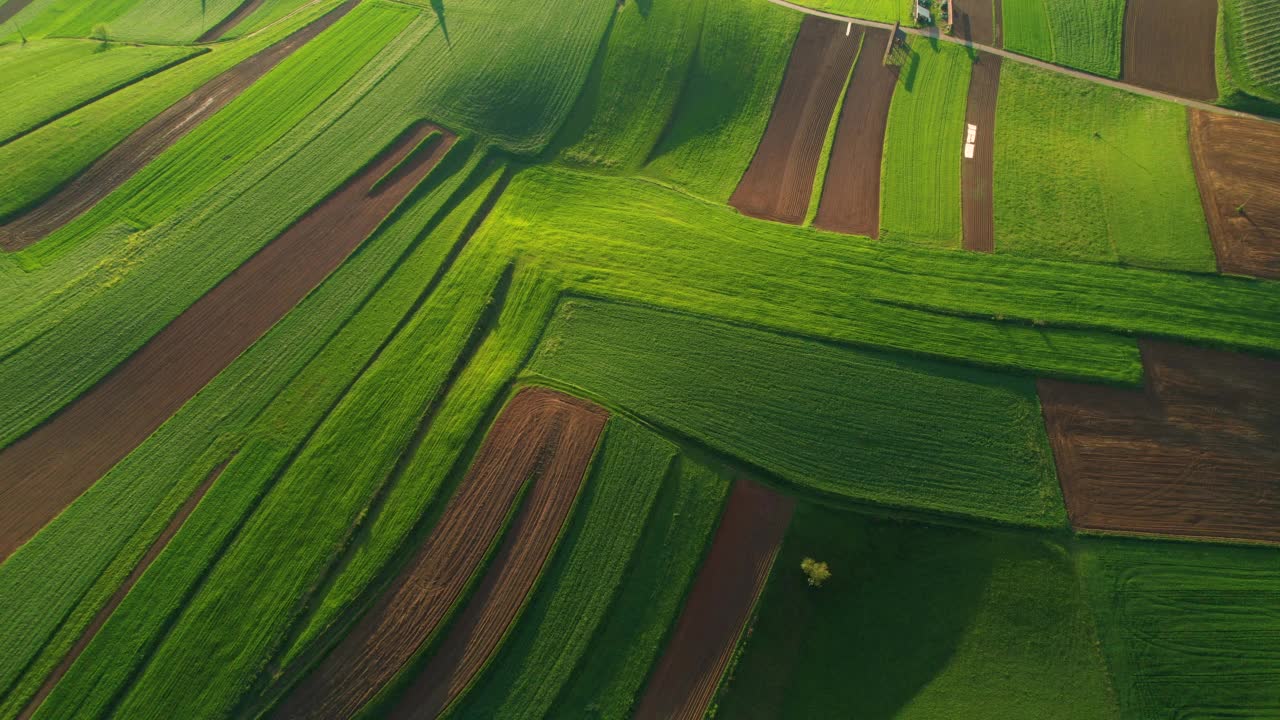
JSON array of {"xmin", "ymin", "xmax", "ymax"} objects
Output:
[
  {"xmin": 800, "ymin": 557, "xmax": 831, "ymax": 588},
  {"xmin": 92, "ymin": 23, "xmax": 110, "ymax": 47}
]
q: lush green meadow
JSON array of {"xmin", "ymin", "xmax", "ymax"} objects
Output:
[
  {"xmin": 1220, "ymin": 0, "xmax": 1280, "ymax": 112},
  {"xmin": 786, "ymin": 0, "xmax": 912, "ymax": 23},
  {"xmin": 879, "ymin": 37, "xmax": 971, "ymax": 247},
  {"xmin": 720, "ymin": 503, "xmax": 1120, "ymax": 719},
  {"xmin": 1001, "ymin": 0, "xmax": 1125, "ymax": 77},
  {"xmin": 0, "ymin": 0, "xmax": 248, "ymax": 43},
  {"xmin": 994, "ymin": 62, "xmax": 1215, "ymax": 271}
]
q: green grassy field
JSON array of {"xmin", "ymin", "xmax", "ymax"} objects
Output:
[
  {"xmin": 0, "ymin": 40, "xmax": 202, "ymax": 145},
  {"xmin": 879, "ymin": 37, "xmax": 971, "ymax": 247},
  {"xmin": 1001, "ymin": 0, "xmax": 1125, "ymax": 77},
  {"xmin": 784, "ymin": 0, "xmax": 912, "ymax": 23},
  {"xmin": 994, "ymin": 61, "xmax": 1215, "ymax": 271},
  {"xmin": 1219, "ymin": 0, "xmax": 1280, "ymax": 112},
  {"xmin": 719, "ymin": 502, "xmax": 1120, "ymax": 719}
]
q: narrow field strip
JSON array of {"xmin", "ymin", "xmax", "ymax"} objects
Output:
[
  {"xmin": 198, "ymin": 0, "xmax": 268, "ymax": 42},
  {"xmin": 731, "ymin": 15, "xmax": 861, "ymax": 223},
  {"xmin": 955, "ymin": 0, "xmax": 1001, "ymax": 47},
  {"xmin": 633, "ymin": 478, "xmax": 794, "ymax": 720},
  {"xmin": 1042, "ymin": 340, "xmax": 1280, "ymax": 544},
  {"xmin": 0, "ymin": 0, "xmax": 357, "ymax": 251},
  {"xmin": 272, "ymin": 387, "xmax": 606, "ymax": 719},
  {"xmin": 1122, "ymin": 0, "xmax": 1217, "ymax": 101},
  {"xmin": 961, "ymin": 55, "xmax": 1001, "ymax": 252},
  {"xmin": 1189, "ymin": 109, "xmax": 1280, "ymax": 279},
  {"xmin": 0, "ymin": 123, "xmax": 454, "ymax": 562},
  {"xmin": 814, "ymin": 26, "xmax": 897, "ymax": 237},
  {"xmin": 15, "ymin": 457, "xmax": 231, "ymax": 720}
]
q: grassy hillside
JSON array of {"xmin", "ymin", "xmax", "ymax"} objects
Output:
[
  {"xmin": 1, "ymin": 0, "xmax": 249, "ymax": 43},
  {"xmin": 1002, "ymin": 0, "xmax": 1125, "ymax": 77},
  {"xmin": 719, "ymin": 503, "xmax": 1120, "ymax": 719},
  {"xmin": 994, "ymin": 62, "xmax": 1215, "ymax": 271}
]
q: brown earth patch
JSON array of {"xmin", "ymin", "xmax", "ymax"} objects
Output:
[
  {"xmin": 0, "ymin": 0, "xmax": 36, "ymax": 25},
  {"xmin": 15, "ymin": 457, "xmax": 230, "ymax": 720},
  {"xmin": 954, "ymin": 0, "xmax": 1000, "ymax": 48},
  {"xmin": 0, "ymin": 0, "xmax": 358, "ymax": 251},
  {"xmin": 814, "ymin": 26, "xmax": 898, "ymax": 237},
  {"xmin": 0, "ymin": 122, "xmax": 455, "ymax": 563},
  {"xmin": 731, "ymin": 15, "xmax": 861, "ymax": 224},
  {"xmin": 633, "ymin": 478, "xmax": 795, "ymax": 720},
  {"xmin": 1189, "ymin": 109, "xmax": 1280, "ymax": 279},
  {"xmin": 274, "ymin": 388, "xmax": 608, "ymax": 720},
  {"xmin": 1122, "ymin": 0, "xmax": 1217, "ymax": 101},
  {"xmin": 1041, "ymin": 340, "xmax": 1280, "ymax": 544},
  {"xmin": 961, "ymin": 54, "xmax": 1001, "ymax": 252},
  {"xmin": 197, "ymin": 0, "xmax": 267, "ymax": 42}
]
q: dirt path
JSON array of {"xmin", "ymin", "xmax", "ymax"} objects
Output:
[
  {"xmin": 731, "ymin": 16, "xmax": 861, "ymax": 224},
  {"xmin": 814, "ymin": 26, "xmax": 897, "ymax": 237},
  {"xmin": 961, "ymin": 54, "xmax": 1001, "ymax": 252},
  {"xmin": 632, "ymin": 479, "xmax": 794, "ymax": 720},
  {"xmin": 1040, "ymin": 340, "xmax": 1280, "ymax": 544},
  {"xmin": 0, "ymin": 0, "xmax": 358, "ymax": 252},
  {"xmin": 1122, "ymin": 0, "xmax": 1217, "ymax": 102},
  {"xmin": 762, "ymin": 0, "xmax": 1277, "ymax": 123},
  {"xmin": 15, "ymin": 457, "xmax": 230, "ymax": 720},
  {"xmin": 1189, "ymin": 109, "xmax": 1280, "ymax": 279},
  {"xmin": 272, "ymin": 388, "xmax": 607, "ymax": 720},
  {"xmin": 197, "ymin": 0, "xmax": 267, "ymax": 42},
  {"xmin": 0, "ymin": 123, "xmax": 454, "ymax": 563},
  {"xmin": 954, "ymin": 0, "xmax": 1000, "ymax": 48}
]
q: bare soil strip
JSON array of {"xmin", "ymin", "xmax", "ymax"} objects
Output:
[
  {"xmin": 15, "ymin": 458, "xmax": 231, "ymax": 720},
  {"xmin": 0, "ymin": 0, "xmax": 35, "ymax": 24},
  {"xmin": 273, "ymin": 388, "xmax": 608, "ymax": 720},
  {"xmin": 814, "ymin": 26, "xmax": 898, "ymax": 237},
  {"xmin": 0, "ymin": 0, "xmax": 358, "ymax": 251},
  {"xmin": 1189, "ymin": 109, "xmax": 1280, "ymax": 279},
  {"xmin": 961, "ymin": 54, "xmax": 1001, "ymax": 252},
  {"xmin": 633, "ymin": 478, "xmax": 795, "ymax": 720},
  {"xmin": 954, "ymin": 0, "xmax": 1000, "ymax": 48},
  {"xmin": 731, "ymin": 15, "xmax": 861, "ymax": 224},
  {"xmin": 0, "ymin": 123, "xmax": 454, "ymax": 563},
  {"xmin": 1041, "ymin": 340, "xmax": 1280, "ymax": 544},
  {"xmin": 197, "ymin": 0, "xmax": 267, "ymax": 43},
  {"xmin": 1122, "ymin": 0, "xmax": 1217, "ymax": 101}
]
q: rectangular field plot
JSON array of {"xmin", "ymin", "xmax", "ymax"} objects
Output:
[
  {"xmin": 1122, "ymin": 0, "xmax": 1217, "ymax": 100},
  {"xmin": 993, "ymin": 62, "xmax": 1214, "ymax": 270},
  {"xmin": 1001, "ymin": 0, "xmax": 1124, "ymax": 77},
  {"xmin": 718, "ymin": 502, "xmax": 1120, "ymax": 719},
  {"xmin": 1221, "ymin": 0, "xmax": 1280, "ymax": 108},
  {"xmin": 1079, "ymin": 539, "xmax": 1280, "ymax": 719},
  {"xmin": 528, "ymin": 298, "xmax": 1067, "ymax": 528}
]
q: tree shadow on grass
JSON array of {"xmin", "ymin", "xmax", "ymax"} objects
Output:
[{"xmin": 430, "ymin": 0, "xmax": 449, "ymax": 47}]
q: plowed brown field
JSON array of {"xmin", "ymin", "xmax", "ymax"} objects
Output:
[
  {"xmin": 0, "ymin": 123, "xmax": 454, "ymax": 563},
  {"xmin": 197, "ymin": 0, "xmax": 266, "ymax": 42},
  {"xmin": 633, "ymin": 479, "xmax": 794, "ymax": 720},
  {"xmin": 955, "ymin": 0, "xmax": 1001, "ymax": 47},
  {"xmin": 1189, "ymin": 109, "xmax": 1280, "ymax": 279},
  {"xmin": 274, "ymin": 388, "xmax": 608, "ymax": 720},
  {"xmin": 1122, "ymin": 0, "xmax": 1217, "ymax": 101},
  {"xmin": 732, "ymin": 16, "xmax": 861, "ymax": 224},
  {"xmin": 16, "ymin": 457, "xmax": 231, "ymax": 720},
  {"xmin": 0, "ymin": 0, "xmax": 358, "ymax": 251},
  {"xmin": 961, "ymin": 55, "xmax": 1001, "ymax": 252},
  {"xmin": 1041, "ymin": 340, "xmax": 1280, "ymax": 544},
  {"xmin": 814, "ymin": 26, "xmax": 898, "ymax": 237}
]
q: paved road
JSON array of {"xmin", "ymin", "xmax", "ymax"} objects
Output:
[{"xmin": 765, "ymin": 0, "xmax": 1279, "ymax": 126}]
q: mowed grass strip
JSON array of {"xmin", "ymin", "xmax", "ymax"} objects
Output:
[
  {"xmin": 445, "ymin": 416, "xmax": 674, "ymax": 719},
  {"xmin": 0, "ymin": 40, "xmax": 203, "ymax": 145},
  {"xmin": 1078, "ymin": 538, "xmax": 1280, "ymax": 719},
  {"xmin": 1001, "ymin": 0, "xmax": 1125, "ymax": 77},
  {"xmin": 994, "ymin": 62, "xmax": 1214, "ymax": 271},
  {"xmin": 549, "ymin": 456, "xmax": 730, "ymax": 719},
  {"xmin": 719, "ymin": 502, "xmax": 1120, "ymax": 719},
  {"xmin": 879, "ymin": 37, "xmax": 972, "ymax": 247},
  {"xmin": 0, "ymin": 0, "xmax": 250, "ymax": 43},
  {"xmin": 529, "ymin": 298, "xmax": 1066, "ymax": 527}
]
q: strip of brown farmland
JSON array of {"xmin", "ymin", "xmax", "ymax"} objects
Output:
[
  {"xmin": 0, "ymin": 123, "xmax": 454, "ymax": 564},
  {"xmin": 1189, "ymin": 109, "xmax": 1280, "ymax": 279},
  {"xmin": 961, "ymin": 54, "xmax": 1001, "ymax": 252},
  {"xmin": 0, "ymin": 0, "xmax": 35, "ymax": 24},
  {"xmin": 197, "ymin": 0, "xmax": 267, "ymax": 43},
  {"xmin": 1122, "ymin": 0, "xmax": 1217, "ymax": 101},
  {"xmin": 954, "ymin": 0, "xmax": 1001, "ymax": 48},
  {"xmin": 274, "ymin": 388, "xmax": 608, "ymax": 720},
  {"xmin": 633, "ymin": 479, "xmax": 795, "ymax": 720},
  {"xmin": 16, "ymin": 458, "xmax": 230, "ymax": 720},
  {"xmin": 814, "ymin": 26, "xmax": 898, "ymax": 237},
  {"xmin": 0, "ymin": 0, "xmax": 358, "ymax": 251},
  {"xmin": 731, "ymin": 16, "xmax": 861, "ymax": 224},
  {"xmin": 1040, "ymin": 340, "xmax": 1280, "ymax": 544}
]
